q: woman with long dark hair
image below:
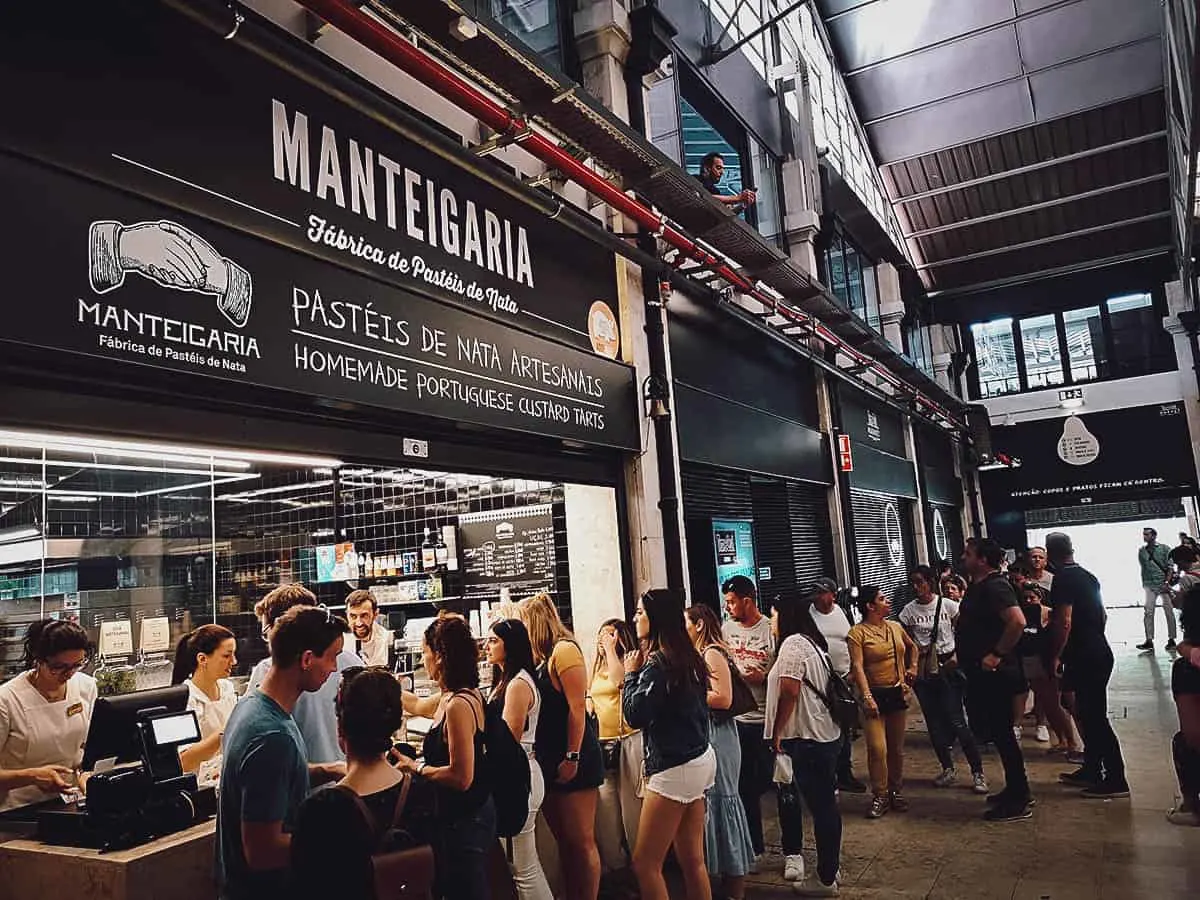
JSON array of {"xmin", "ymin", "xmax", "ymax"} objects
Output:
[
  {"xmin": 395, "ymin": 615, "xmax": 495, "ymax": 899},
  {"xmin": 0, "ymin": 619, "xmax": 95, "ymax": 811},
  {"xmin": 765, "ymin": 595, "xmax": 843, "ymax": 897},
  {"xmin": 623, "ymin": 589, "xmax": 714, "ymax": 900},
  {"xmin": 519, "ymin": 593, "xmax": 603, "ymax": 900},
  {"xmin": 172, "ymin": 624, "xmax": 237, "ymax": 784},
  {"xmin": 589, "ymin": 617, "xmax": 644, "ymax": 874},
  {"xmin": 486, "ymin": 618, "xmax": 552, "ymax": 900},
  {"xmin": 685, "ymin": 603, "xmax": 754, "ymax": 900},
  {"xmin": 848, "ymin": 586, "xmax": 918, "ymax": 819},
  {"xmin": 291, "ymin": 667, "xmax": 437, "ymax": 900}
]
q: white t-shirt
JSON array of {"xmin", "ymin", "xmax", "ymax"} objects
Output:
[
  {"xmin": 353, "ymin": 622, "xmax": 392, "ymax": 668},
  {"xmin": 0, "ymin": 671, "xmax": 98, "ymax": 811},
  {"xmin": 764, "ymin": 635, "xmax": 841, "ymax": 744},
  {"xmin": 185, "ymin": 678, "xmax": 238, "ymax": 788},
  {"xmin": 898, "ymin": 597, "xmax": 960, "ymax": 655},
  {"xmin": 810, "ymin": 605, "xmax": 852, "ymax": 676},
  {"xmin": 722, "ymin": 615, "xmax": 775, "ymax": 724}
]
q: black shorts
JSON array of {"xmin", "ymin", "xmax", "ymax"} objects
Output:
[
  {"xmin": 1173, "ymin": 657, "xmax": 1200, "ymax": 696},
  {"xmin": 869, "ymin": 685, "xmax": 909, "ymax": 715}
]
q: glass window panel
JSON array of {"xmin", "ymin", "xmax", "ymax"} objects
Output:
[
  {"xmin": 1106, "ymin": 292, "xmax": 1152, "ymax": 314},
  {"xmin": 971, "ymin": 319, "xmax": 1019, "ymax": 398},
  {"xmin": 749, "ymin": 139, "xmax": 782, "ymax": 243},
  {"xmin": 843, "ymin": 241, "xmax": 866, "ymax": 317},
  {"xmin": 489, "ymin": 1, "xmax": 562, "ymax": 69},
  {"xmin": 680, "ymin": 98, "xmax": 743, "ymax": 197},
  {"xmin": 828, "ymin": 242, "xmax": 849, "ymax": 306},
  {"xmin": 1019, "ymin": 314, "xmax": 1064, "ymax": 389},
  {"xmin": 861, "ymin": 263, "xmax": 880, "ymax": 331},
  {"xmin": 1062, "ymin": 306, "xmax": 1104, "ymax": 382}
]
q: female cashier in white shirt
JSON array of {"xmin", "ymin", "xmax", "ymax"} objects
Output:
[
  {"xmin": 0, "ymin": 619, "xmax": 97, "ymax": 812},
  {"xmin": 170, "ymin": 624, "xmax": 238, "ymax": 786}
]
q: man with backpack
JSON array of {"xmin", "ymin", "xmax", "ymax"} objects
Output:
[
  {"xmin": 806, "ymin": 578, "xmax": 867, "ymax": 794},
  {"xmin": 1138, "ymin": 527, "xmax": 1178, "ymax": 652}
]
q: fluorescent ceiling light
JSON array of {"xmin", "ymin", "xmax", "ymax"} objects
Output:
[
  {"xmin": 0, "ymin": 430, "xmax": 343, "ymax": 469},
  {"xmin": 217, "ymin": 479, "xmax": 334, "ymax": 501}
]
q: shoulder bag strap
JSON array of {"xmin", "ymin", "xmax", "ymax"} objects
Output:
[
  {"xmin": 932, "ymin": 594, "xmax": 944, "ymax": 652},
  {"xmin": 797, "ymin": 635, "xmax": 833, "ymax": 703},
  {"xmin": 337, "ymin": 785, "xmax": 382, "ymax": 840},
  {"xmin": 389, "ymin": 774, "xmax": 414, "ymax": 830}
]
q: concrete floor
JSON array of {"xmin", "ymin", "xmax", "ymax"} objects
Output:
[{"xmin": 742, "ymin": 607, "xmax": 1200, "ymax": 899}]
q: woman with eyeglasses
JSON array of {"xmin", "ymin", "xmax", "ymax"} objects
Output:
[
  {"xmin": 291, "ymin": 666, "xmax": 437, "ymax": 900},
  {"xmin": 486, "ymin": 618, "xmax": 552, "ymax": 900},
  {"xmin": 623, "ymin": 589, "xmax": 715, "ymax": 900},
  {"xmin": 0, "ymin": 619, "xmax": 96, "ymax": 811},
  {"xmin": 171, "ymin": 624, "xmax": 238, "ymax": 787}
]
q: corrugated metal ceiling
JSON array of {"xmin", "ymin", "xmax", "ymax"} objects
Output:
[{"xmin": 816, "ymin": 0, "xmax": 1172, "ymax": 294}]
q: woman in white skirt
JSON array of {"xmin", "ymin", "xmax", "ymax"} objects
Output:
[
  {"xmin": 487, "ymin": 618, "xmax": 553, "ymax": 900},
  {"xmin": 623, "ymin": 589, "xmax": 715, "ymax": 900}
]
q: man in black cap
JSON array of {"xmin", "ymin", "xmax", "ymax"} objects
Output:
[
  {"xmin": 805, "ymin": 577, "xmax": 867, "ymax": 793},
  {"xmin": 1047, "ymin": 531, "xmax": 1130, "ymax": 798}
]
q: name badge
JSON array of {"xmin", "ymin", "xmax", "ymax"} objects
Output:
[{"xmin": 66, "ymin": 702, "xmax": 84, "ymax": 718}]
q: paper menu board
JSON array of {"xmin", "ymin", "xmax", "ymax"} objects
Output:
[
  {"xmin": 139, "ymin": 616, "xmax": 172, "ymax": 654},
  {"xmin": 99, "ymin": 620, "xmax": 134, "ymax": 658}
]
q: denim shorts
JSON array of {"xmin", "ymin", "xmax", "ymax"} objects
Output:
[{"xmin": 646, "ymin": 745, "xmax": 716, "ymax": 804}]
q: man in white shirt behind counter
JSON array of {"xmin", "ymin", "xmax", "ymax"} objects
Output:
[
  {"xmin": 805, "ymin": 578, "xmax": 868, "ymax": 794},
  {"xmin": 345, "ymin": 590, "xmax": 391, "ymax": 668}
]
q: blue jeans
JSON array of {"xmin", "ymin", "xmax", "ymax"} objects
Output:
[
  {"xmin": 438, "ymin": 796, "xmax": 497, "ymax": 900},
  {"xmin": 779, "ymin": 737, "xmax": 842, "ymax": 886},
  {"xmin": 913, "ymin": 671, "xmax": 983, "ymax": 774}
]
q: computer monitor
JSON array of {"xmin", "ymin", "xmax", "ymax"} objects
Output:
[{"xmin": 81, "ymin": 684, "xmax": 189, "ymax": 771}]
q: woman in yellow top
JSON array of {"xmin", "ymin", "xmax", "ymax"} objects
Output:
[
  {"xmin": 847, "ymin": 586, "xmax": 918, "ymax": 819},
  {"xmin": 520, "ymin": 593, "xmax": 603, "ymax": 900},
  {"xmin": 589, "ymin": 618, "xmax": 643, "ymax": 874}
]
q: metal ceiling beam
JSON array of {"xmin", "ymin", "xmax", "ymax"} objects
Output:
[
  {"xmin": 902, "ymin": 172, "xmax": 1170, "ymax": 239},
  {"xmin": 927, "ymin": 246, "xmax": 1173, "ymax": 298},
  {"xmin": 858, "ymin": 35, "xmax": 1162, "ymax": 128},
  {"xmin": 889, "ymin": 130, "xmax": 1167, "ymax": 204},
  {"xmin": 914, "ymin": 212, "xmax": 1171, "ymax": 270}
]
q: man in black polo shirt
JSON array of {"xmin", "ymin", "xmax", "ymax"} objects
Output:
[
  {"xmin": 957, "ymin": 537, "xmax": 1032, "ymax": 820},
  {"xmin": 1047, "ymin": 532, "xmax": 1130, "ymax": 798}
]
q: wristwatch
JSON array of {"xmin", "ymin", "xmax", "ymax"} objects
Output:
[{"xmin": 565, "ymin": 750, "xmax": 581, "ymax": 763}]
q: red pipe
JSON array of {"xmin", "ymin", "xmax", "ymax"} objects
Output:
[{"xmin": 293, "ymin": 0, "xmax": 957, "ymax": 423}]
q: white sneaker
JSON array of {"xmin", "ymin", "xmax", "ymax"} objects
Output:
[
  {"xmin": 1013, "ymin": 726, "xmax": 1023, "ymax": 742},
  {"xmin": 933, "ymin": 767, "xmax": 957, "ymax": 788},
  {"xmin": 784, "ymin": 854, "xmax": 805, "ymax": 882},
  {"xmin": 793, "ymin": 879, "xmax": 839, "ymax": 896},
  {"xmin": 1035, "ymin": 725, "xmax": 1051, "ymax": 743},
  {"xmin": 972, "ymin": 772, "xmax": 990, "ymax": 795}
]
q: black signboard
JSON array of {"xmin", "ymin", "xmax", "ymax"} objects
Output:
[
  {"xmin": 0, "ymin": 0, "xmax": 621, "ymax": 353},
  {"xmin": 982, "ymin": 403, "xmax": 1197, "ymax": 510},
  {"xmin": 839, "ymin": 389, "xmax": 907, "ymax": 458},
  {"xmin": 0, "ymin": 153, "xmax": 638, "ymax": 450},
  {"xmin": 458, "ymin": 506, "xmax": 556, "ymax": 596}
]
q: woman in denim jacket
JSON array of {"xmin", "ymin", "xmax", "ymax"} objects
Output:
[{"xmin": 622, "ymin": 589, "xmax": 715, "ymax": 900}]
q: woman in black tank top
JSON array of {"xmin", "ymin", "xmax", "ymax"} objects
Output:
[{"xmin": 396, "ymin": 616, "xmax": 495, "ymax": 899}]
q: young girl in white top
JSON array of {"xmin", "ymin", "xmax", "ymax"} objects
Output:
[
  {"xmin": 486, "ymin": 618, "xmax": 552, "ymax": 900},
  {"xmin": 171, "ymin": 624, "xmax": 238, "ymax": 787},
  {"xmin": 0, "ymin": 619, "xmax": 96, "ymax": 812}
]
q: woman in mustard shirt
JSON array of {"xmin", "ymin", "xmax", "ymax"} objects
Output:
[
  {"xmin": 589, "ymin": 618, "xmax": 643, "ymax": 874},
  {"xmin": 848, "ymin": 586, "xmax": 918, "ymax": 819}
]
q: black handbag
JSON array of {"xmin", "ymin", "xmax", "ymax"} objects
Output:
[{"xmin": 711, "ymin": 646, "xmax": 759, "ymax": 723}]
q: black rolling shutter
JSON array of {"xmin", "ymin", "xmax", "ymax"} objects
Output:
[
  {"xmin": 750, "ymin": 478, "xmax": 836, "ymax": 604},
  {"xmin": 851, "ymin": 489, "xmax": 915, "ymax": 607},
  {"xmin": 681, "ymin": 466, "xmax": 754, "ymax": 519}
]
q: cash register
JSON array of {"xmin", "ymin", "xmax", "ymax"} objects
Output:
[{"xmin": 34, "ymin": 685, "xmax": 216, "ymax": 850}]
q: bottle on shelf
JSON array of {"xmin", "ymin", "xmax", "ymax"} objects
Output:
[
  {"xmin": 364, "ymin": 552, "xmax": 375, "ymax": 579},
  {"xmin": 387, "ymin": 552, "xmax": 398, "ymax": 577},
  {"xmin": 421, "ymin": 527, "xmax": 437, "ymax": 571},
  {"xmin": 442, "ymin": 524, "xmax": 459, "ymax": 572},
  {"xmin": 434, "ymin": 529, "xmax": 449, "ymax": 568}
]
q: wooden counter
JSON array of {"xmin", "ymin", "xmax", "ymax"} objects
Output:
[{"xmin": 0, "ymin": 820, "xmax": 216, "ymax": 900}]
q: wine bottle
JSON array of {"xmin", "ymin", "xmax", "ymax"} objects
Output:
[
  {"xmin": 421, "ymin": 527, "xmax": 437, "ymax": 571},
  {"xmin": 434, "ymin": 529, "xmax": 449, "ymax": 567}
]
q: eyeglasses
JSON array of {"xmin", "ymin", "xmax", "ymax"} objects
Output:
[{"xmin": 44, "ymin": 658, "xmax": 89, "ymax": 676}]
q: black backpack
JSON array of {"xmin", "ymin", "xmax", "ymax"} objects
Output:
[{"xmin": 479, "ymin": 696, "xmax": 531, "ymax": 838}]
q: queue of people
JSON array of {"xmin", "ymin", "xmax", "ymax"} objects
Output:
[{"xmin": 5, "ymin": 526, "xmax": 1199, "ymax": 900}]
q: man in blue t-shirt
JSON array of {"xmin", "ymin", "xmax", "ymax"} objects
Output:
[{"xmin": 217, "ymin": 602, "xmax": 348, "ymax": 900}]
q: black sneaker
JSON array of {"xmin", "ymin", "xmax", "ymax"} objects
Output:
[
  {"xmin": 1135, "ymin": 641, "xmax": 1154, "ymax": 651},
  {"xmin": 837, "ymin": 776, "xmax": 868, "ymax": 794},
  {"xmin": 986, "ymin": 791, "xmax": 1035, "ymax": 807},
  {"xmin": 983, "ymin": 802, "xmax": 1033, "ymax": 822},
  {"xmin": 1081, "ymin": 781, "xmax": 1130, "ymax": 799},
  {"xmin": 1166, "ymin": 639, "xmax": 1178, "ymax": 652},
  {"xmin": 1059, "ymin": 769, "xmax": 1101, "ymax": 788}
]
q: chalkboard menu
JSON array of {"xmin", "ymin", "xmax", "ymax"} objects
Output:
[{"xmin": 458, "ymin": 505, "xmax": 556, "ymax": 597}]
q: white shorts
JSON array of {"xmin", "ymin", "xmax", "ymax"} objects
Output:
[{"xmin": 646, "ymin": 745, "xmax": 716, "ymax": 804}]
